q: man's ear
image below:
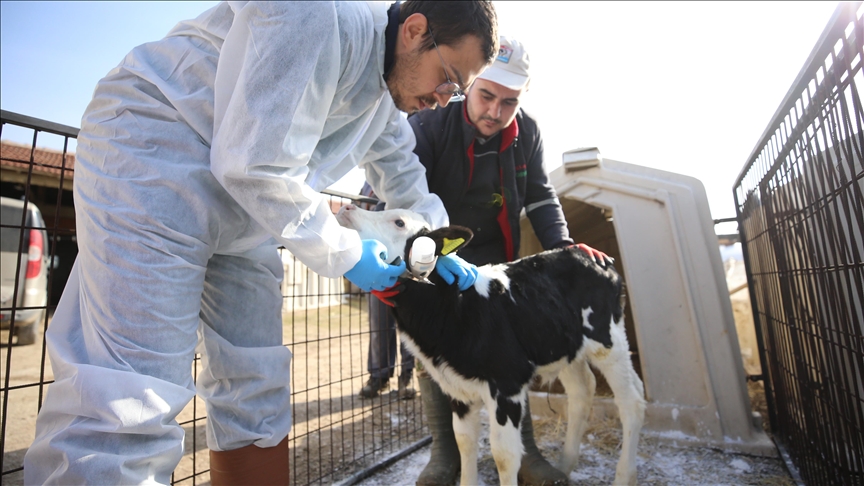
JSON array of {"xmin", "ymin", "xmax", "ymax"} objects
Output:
[
  {"xmin": 400, "ymin": 13, "xmax": 428, "ymax": 51},
  {"xmin": 425, "ymin": 226, "xmax": 474, "ymax": 256}
]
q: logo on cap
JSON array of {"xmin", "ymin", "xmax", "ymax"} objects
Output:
[{"xmin": 496, "ymin": 45, "xmax": 513, "ymax": 64}]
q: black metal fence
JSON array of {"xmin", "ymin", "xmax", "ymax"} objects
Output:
[
  {"xmin": 0, "ymin": 109, "xmax": 427, "ymax": 485},
  {"xmin": 733, "ymin": 3, "xmax": 864, "ymax": 484}
]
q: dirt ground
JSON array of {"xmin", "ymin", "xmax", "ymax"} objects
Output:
[{"xmin": 1, "ymin": 255, "xmax": 792, "ymax": 485}]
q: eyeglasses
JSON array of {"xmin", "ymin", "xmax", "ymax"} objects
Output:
[{"xmin": 428, "ymin": 27, "xmax": 466, "ymax": 103}]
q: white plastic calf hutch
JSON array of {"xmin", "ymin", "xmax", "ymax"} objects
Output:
[{"xmin": 521, "ymin": 147, "xmax": 773, "ymax": 455}]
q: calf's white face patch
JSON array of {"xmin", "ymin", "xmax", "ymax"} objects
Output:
[{"xmin": 335, "ymin": 204, "xmax": 430, "ymax": 263}]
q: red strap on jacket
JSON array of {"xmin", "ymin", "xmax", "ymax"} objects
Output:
[{"xmin": 496, "ymin": 189, "xmax": 515, "ymax": 262}]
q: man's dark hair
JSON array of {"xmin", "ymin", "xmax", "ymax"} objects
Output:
[{"xmin": 399, "ymin": 1, "xmax": 498, "ymax": 65}]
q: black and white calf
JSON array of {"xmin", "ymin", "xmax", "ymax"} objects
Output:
[{"xmin": 336, "ymin": 204, "xmax": 646, "ymax": 485}]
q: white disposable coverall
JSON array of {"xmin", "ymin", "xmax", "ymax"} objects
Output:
[{"xmin": 24, "ymin": 2, "xmax": 447, "ymax": 484}]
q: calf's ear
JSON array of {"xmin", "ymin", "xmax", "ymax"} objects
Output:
[{"xmin": 425, "ymin": 226, "xmax": 474, "ymax": 256}]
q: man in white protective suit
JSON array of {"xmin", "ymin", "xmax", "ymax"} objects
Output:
[{"xmin": 23, "ymin": 1, "xmax": 498, "ymax": 484}]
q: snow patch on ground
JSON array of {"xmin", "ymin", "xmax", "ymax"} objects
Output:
[{"xmin": 730, "ymin": 458, "xmax": 753, "ymax": 473}]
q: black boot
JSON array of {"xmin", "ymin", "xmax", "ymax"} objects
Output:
[
  {"xmin": 359, "ymin": 376, "xmax": 389, "ymax": 398},
  {"xmin": 416, "ymin": 372, "xmax": 460, "ymax": 485},
  {"xmin": 518, "ymin": 400, "xmax": 569, "ymax": 485},
  {"xmin": 398, "ymin": 370, "xmax": 417, "ymax": 400}
]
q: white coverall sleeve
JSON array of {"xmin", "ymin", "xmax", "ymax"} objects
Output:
[
  {"xmin": 361, "ymin": 104, "xmax": 449, "ymax": 229},
  {"xmin": 211, "ymin": 1, "xmax": 361, "ymax": 278}
]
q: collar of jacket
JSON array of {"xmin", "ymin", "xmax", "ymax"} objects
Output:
[
  {"xmin": 383, "ymin": 2, "xmax": 401, "ymax": 82},
  {"xmin": 461, "ymin": 101, "xmax": 519, "ymax": 152},
  {"xmin": 460, "ymin": 101, "xmax": 519, "ymax": 189}
]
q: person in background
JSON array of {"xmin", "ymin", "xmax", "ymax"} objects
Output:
[
  {"xmin": 407, "ymin": 35, "xmax": 612, "ymax": 486},
  {"xmin": 356, "ymin": 182, "xmax": 416, "ymax": 400},
  {"xmin": 23, "ymin": 2, "xmax": 497, "ymax": 484}
]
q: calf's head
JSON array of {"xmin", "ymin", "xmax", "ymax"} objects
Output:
[{"xmin": 336, "ymin": 204, "xmax": 473, "ymax": 271}]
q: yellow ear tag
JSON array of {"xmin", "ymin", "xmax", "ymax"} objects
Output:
[{"xmin": 440, "ymin": 237, "xmax": 465, "ymax": 256}]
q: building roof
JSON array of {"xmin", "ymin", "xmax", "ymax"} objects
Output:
[{"xmin": 1, "ymin": 141, "xmax": 75, "ymax": 181}]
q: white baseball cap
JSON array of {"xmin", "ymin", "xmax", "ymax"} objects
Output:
[{"xmin": 477, "ymin": 35, "xmax": 530, "ymax": 90}]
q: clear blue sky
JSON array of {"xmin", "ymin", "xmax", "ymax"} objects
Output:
[
  {"xmin": 1, "ymin": 1, "xmax": 218, "ymax": 131},
  {"xmin": 0, "ymin": 1, "xmax": 844, "ymax": 227}
]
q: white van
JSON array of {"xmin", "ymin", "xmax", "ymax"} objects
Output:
[{"xmin": 0, "ymin": 196, "xmax": 49, "ymax": 345}]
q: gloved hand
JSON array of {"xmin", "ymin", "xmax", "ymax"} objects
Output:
[
  {"xmin": 435, "ymin": 253, "xmax": 478, "ymax": 291},
  {"xmin": 345, "ymin": 239, "xmax": 406, "ymax": 292}
]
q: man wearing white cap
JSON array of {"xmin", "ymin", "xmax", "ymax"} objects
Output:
[{"xmin": 406, "ymin": 35, "xmax": 610, "ymax": 486}]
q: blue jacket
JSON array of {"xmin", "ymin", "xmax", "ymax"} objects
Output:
[{"xmin": 409, "ymin": 101, "xmax": 573, "ymax": 264}]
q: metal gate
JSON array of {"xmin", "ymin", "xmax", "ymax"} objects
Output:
[
  {"xmin": 1, "ymin": 109, "xmax": 427, "ymax": 485},
  {"xmin": 733, "ymin": 3, "xmax": 863, "ymax": 484}
]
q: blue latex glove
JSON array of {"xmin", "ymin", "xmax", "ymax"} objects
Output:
[
  {"xmin": 345, "ymin": 239, "xmax": 406, "ymax": 292},
  {"xmin": 435, "ymin": 253, "xmax": 478, "ymax": 291}
]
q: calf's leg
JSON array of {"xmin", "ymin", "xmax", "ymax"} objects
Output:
[
  {"xmin": 588, "ymin": 322, "xmax": 646, "ymax": 486},
  {"xmin": 555, "ymin": 358, "xmax": 595, "ymax": 475},
  {"xmin": 452, "ymin": 400, "xmax": 481, "ymax": 486},
  {"xmin": 486, "ymin": 395, "xmax": 524, "ymax": 486}
]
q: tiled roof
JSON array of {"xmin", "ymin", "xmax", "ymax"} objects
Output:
[{"xmin": 0, "ymin": 141, "xmax": 75, "ymax": 180}]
